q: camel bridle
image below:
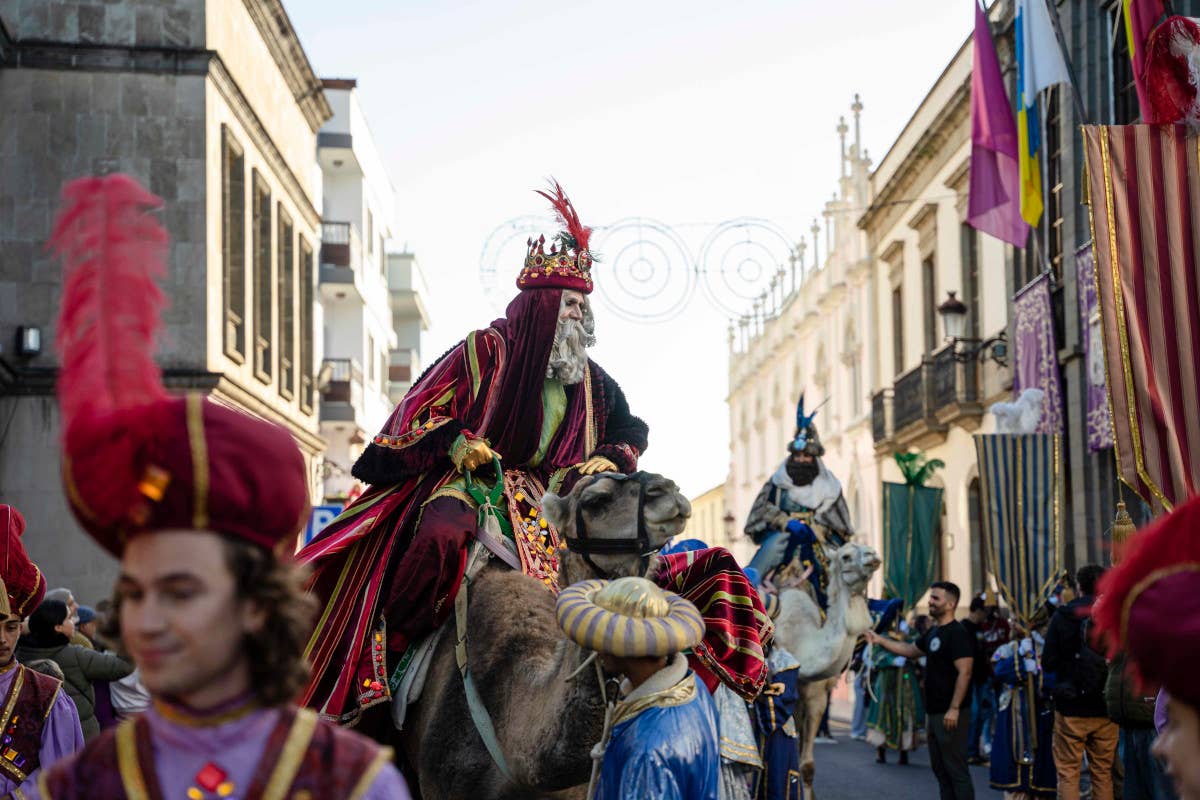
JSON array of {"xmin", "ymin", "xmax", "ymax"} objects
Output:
[{"xmin": 563, "ymin": 471, "xmax": 665, "ymax": 580}]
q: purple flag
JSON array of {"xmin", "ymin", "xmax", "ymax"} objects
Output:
[
  {"xmin": 968, "ymin": 0, "xmax": 1030, "ymax": 247},
  {"xmin": 1013, "ymin": 272, "xmax": 1064, "ymax": 434},
  {"xmin": 1075, "ymin": 243, "xmax": 1114, "ymax": 451}
]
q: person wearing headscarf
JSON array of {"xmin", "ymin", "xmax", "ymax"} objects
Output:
[
  {"xmin": 0, "ymin": 505, "xmax": 84, "ymax": 796},
  {"xmin": 300, "ymin": 183, "xmax": 649, "ymax": 724},
  {"xmin": 38, "ymin": 174, "xmax": 409, "ymax": 798},
  {"xmin": 557, "ymin": 576, "xmax": 718, "ymax": 799}
]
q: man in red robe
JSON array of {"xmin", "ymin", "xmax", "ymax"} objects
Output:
[{"xmin": 299, "ymin": 184, "xmax": 650, "ymax": 725}]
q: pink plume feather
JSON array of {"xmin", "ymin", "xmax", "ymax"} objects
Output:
[
  {"xmin": 535, "ymin": 180, "xmax": 592, "ymax": 253},
  {"xmin": 51, "ymin": 174, "xmax": 169, "ymax": 433}
]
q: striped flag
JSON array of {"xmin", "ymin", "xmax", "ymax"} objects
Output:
[
  {"xmin": 975, "ymin": 434, "xmax": 1064, "ymax": 627},
  {"xmin": 1082, "ymin": 125, "xmax": 1200, "ymax": 514},
  {"xmin": 1123, "ymin": 0, "xmax": 1166, "ymax": 119},
  {"xmin": 1016, "ymin": 0, "xmax": 1071, "ymax": 227}
]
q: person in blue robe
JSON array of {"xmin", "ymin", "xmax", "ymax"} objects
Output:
[
  {"xmin": 989, "ymin": 631, "xmax": 1056, "ymax": 798},
  {"xmin": 750, "ymin": 644, "xmax": 803, "ymax": 800},
  {"xmin": 556, "ymin": 575, "xmax": 719, "ymax": 800}
]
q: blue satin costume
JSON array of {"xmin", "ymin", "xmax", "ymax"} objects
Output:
[
  {"xmin": 596, "ymin": 672, "xmax": 720, "ymax": 800},
  {"xmin": 989, "ymin": 636, "xmax": 1057, "ymax": 797},
  {"xmin": 750, "ymin": 647, "xmax": 802, "ymax": 800}
]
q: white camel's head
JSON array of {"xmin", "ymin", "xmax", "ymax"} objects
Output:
[{"xmin": 829, "ymin": 542, "xmax": 881, "ymax": 595}]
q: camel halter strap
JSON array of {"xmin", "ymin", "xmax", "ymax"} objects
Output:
[{"xmin": 563, "ymin": 472, "xmax": 663, "ymax": 580}]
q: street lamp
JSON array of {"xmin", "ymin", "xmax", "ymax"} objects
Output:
[{"xmin": 937, "ymin": 291, "xmax": 1008, "ymax": 366}]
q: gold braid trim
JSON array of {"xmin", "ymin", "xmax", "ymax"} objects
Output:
[
  {"xmin": 611, "ymin": 674, "xmax": 697, "ymax": 728},
  {"xmin": 347, "ymin": 747, "xmax": 395, "ymax": 800},
  {"xmin": 260, "ymin": 708, "xmax": 318, "ymax": 800}
]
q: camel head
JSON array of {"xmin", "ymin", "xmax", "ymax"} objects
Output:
[
  {"xmin": 829, "ymin": 541, "xmax": 881, "ymax": 596},
  {"xmin": 543, "ymin": 471, "xmax": 691, "ymax": 584}
]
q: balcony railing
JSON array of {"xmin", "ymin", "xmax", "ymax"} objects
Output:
[
  {"xmin": 320, "ymin": 358, "xmax": 363, "ymax": 423},
  {"xmin": 929, "ymin": 343, "xmax": 983, "ymax": 426},
  {"xmin": 320, "ymin": 221, "xmax": 361, "ymax": 284},
  {"xmin": 892, "ymin": 363, "xmax": 928, "ymax": 433}
]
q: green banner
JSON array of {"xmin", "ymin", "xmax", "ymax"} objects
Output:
[{"xmin": 882, "ymin": 482, "xmax": 943, "ymax": 611}]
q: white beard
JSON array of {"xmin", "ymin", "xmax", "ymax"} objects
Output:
[{"xmin": 546, "ymin": 317, "xmax": 591, "ymax": 385}]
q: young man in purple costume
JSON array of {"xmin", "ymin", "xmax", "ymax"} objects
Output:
[
  {"xmin": 0, "ymin": 505, "xmax": 83, "ymax": 799},
  {"xmin": 36, "ymin": 173, "xmax": 410, "ymax": 800}
]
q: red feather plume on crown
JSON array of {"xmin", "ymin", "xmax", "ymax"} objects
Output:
[
  {"xmin": 517, "ymin": 180, "xmax": 595, "ymax": 294},
  {"xmin": 52, "ymin": 175, "xmax": 171, "ymax": 530}
]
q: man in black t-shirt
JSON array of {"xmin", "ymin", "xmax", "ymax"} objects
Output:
[{"xmin": 868, "ymin": 581, "xmax": 975, "ymax": 800}]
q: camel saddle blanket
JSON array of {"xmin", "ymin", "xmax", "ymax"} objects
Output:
[{"xmin": 655, "ymin": 548, "xmax": 774, "ymax": 700}]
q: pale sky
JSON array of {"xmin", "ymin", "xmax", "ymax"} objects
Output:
[{"xmin": 285, "ymin": 0, "xmax": 974, "ymax": 498}]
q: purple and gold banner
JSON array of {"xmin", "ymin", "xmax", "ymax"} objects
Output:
[
  {"xmin": 1012, "ymin": 272, "xmax": 1064, "ymax": 434},
  {"xmin": 1075, "ymin": 243, "xmax": 1114, "ymax": 452}
]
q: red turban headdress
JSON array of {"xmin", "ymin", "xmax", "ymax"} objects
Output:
[
  {"xmin": 0, "ymin": 506, "xmax": 46, "ymax": 620},
  {"xmin": 1094, "ymin": 493, "xmax": 1200, "ymax": 709},
  {"xmin": 51, "ymin": 175, "xmax": 311, "ymax": 557}
]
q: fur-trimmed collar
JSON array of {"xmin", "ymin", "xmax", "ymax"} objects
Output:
[{"xmin": 770, "ymin": 458, "xmax": 844, "ymax": 512}]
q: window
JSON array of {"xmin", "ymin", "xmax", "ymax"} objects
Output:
[
  {"xmin": 367, "ymin": 210, "xmax": 374, "ymax": 253},
  {"xmin": 380, "ymin": 350, "xmax": 387, "ymax": 393},
  {"xmin": 221, "ymin": 127, "xmax": 246, "ymax": 362},
  {"xmin": 969, "ymin": 478, "xmax": 985, "ymax": 597},
  {"xmin": 277, "ymin": 207, "xmax": 295, "ymax": 400},
  {"xmin": 1045, "ymin": 87, "xmax": 1064, "ymax": 281},
  {"xmin": 1110, "ymin": 5, "xmax": 1140, "ymax": 124},
  {"xmin": 380, "ymin": 235, "xmax": 385, "ymax": 275},
  {"xmin": 252, "ymin": 172, "xmax": 273, "ymax": 383},
  {"xmin": 960, "ymin": 223, "xmax": 980, "ymax": 339},
  {"xmin": 922, "ymin": 256, "xmax": 937, "ymax": 354},
  {"xmin": 299, "ymin": 237, "xmax": 314, "ymax": 414},
  {"xmin": 892, "ymin": 286, "xmax": 904, "ymax": 376},
  {"xmin": 367, "ymin": 333, "xmax": 376, "ymax": 386}
]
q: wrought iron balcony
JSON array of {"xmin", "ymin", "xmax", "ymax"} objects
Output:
[{"xmin": 930, "ymin": 344, "xmax": 983, "ymax": 427}]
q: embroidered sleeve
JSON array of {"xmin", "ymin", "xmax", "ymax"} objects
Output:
[
  {"xmin": 744, "ymin": 482, "xmax": 784, "ymax": 542},
  {"xmin": 352, "ymin": 331, "xmax": 501, "ymax": 485}
]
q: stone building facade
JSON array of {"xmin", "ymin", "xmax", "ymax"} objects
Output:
[{"xmin": 0, "ymin": 0, "xmax": 331, "ymax": 602}]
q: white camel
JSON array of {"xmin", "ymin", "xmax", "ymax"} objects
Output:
[{"xmin": 772, "ymin": 541, "xmax": 881, "ymax": 800}]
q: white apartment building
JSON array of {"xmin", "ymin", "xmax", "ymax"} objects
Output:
[{"xmin": 316, "ymin": 79, "xmax": 430, "ymax": 503}]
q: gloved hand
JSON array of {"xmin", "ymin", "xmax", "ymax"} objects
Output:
[
  {"xmin": 579, "ymin": 455, "xmax": 619, "ymax": 475},
  {"xmin": 452, "ymin": 437, "xmax": 499, "ymax": 473},
  {"xmin": 894, "ymin": 656, "xmax": 907, "ymax": 668},
  {"xmin": 786, "ymin": 518, "xmax": 816, "ymax": 543},
  {"xmin": 1024, "ymin": 657, "xmax": 1039, "ymax": 674}
]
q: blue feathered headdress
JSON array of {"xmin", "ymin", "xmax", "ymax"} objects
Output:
[{"xmin": 789, "ymin": 393, "xmax": 827, "ymax": 455}]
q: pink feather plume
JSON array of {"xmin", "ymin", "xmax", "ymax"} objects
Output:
[
  {"xmin": 535, "ymin": 180, "xmax": 592, "ymax": 254},
  {"xmin": 51, "ymin": 174, "xmax": 169, "ymax": 433}
]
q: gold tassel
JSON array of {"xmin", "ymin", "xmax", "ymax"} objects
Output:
[{"xmin": 1111, "ymin": 501, "xmax": 1137, "ymax": 565}]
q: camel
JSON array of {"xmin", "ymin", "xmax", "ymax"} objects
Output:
[
  {"xmin": 773, "ymin": 540, "xmax": 881, "ymax": 800},
  {"xmin": 394, "ymin": 471, "xmax": 692, "ymax": 800}
]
